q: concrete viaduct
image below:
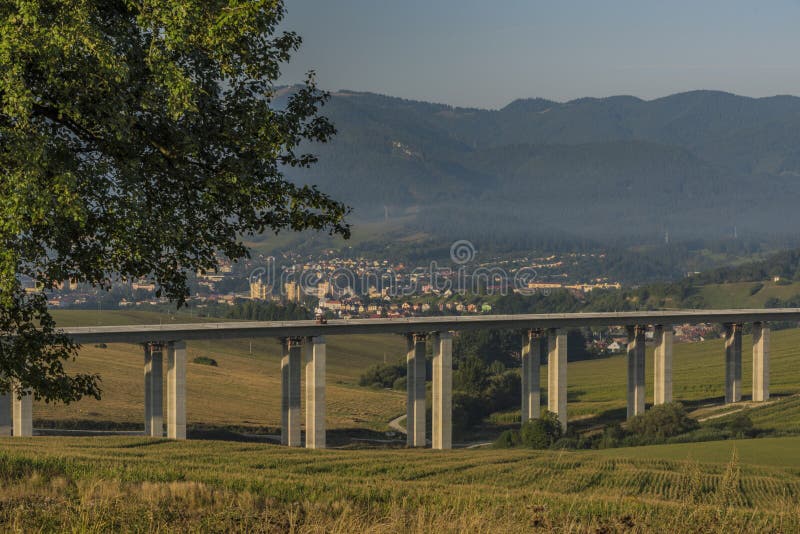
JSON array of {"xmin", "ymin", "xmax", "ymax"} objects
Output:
[{"xmin": 1, "ymin": 309, "xmax": 796, "ymax": 448}]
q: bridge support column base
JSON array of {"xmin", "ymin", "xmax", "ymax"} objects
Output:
[
  {"xmin": 12, "ymin": 384, "xmax": 32, "ymax": 437},
  {"xmin": 305, "ymin": 336, "xmax": 326, "ymax": 449},
  {"xmin": 626, "ymin": 325, "xmax": 646, "ymax": 418},
  {"xmin": 654, "ymin": 325, "xmax": 673, "ymax": 405},
  {"xmin": 725, "ymin": 324, "xmax": 742, "ymax": 403},
  {"xmin": 145, "ymin": 344, "xmax": 164, "ymax": 437},
  {"xmin": 281, "ymin": 339, "xmax": 302, "ymax": 447},
  {"xmin": 521, "ymin": 330, "xmax": 542, "ymax": 423},
  {"xmin": 0, "ymin": 392, "xmax": 10, "ymax": 437},
  {"xmin": 406, "ymin": 334, "xmax": 427, "ymax": 447},
  {"xmin": 753, "ymin": 323, "xmax": 770, "ymax": 402},
  {"xmin": 547, "ymin": 329, "xmax": 567, "ymax": 431},
  {"xmin": 167, "ymin": 341, "xmax": 186, "ymax": 440},
  {"xmin": 432, "ymin": 332, "xmax": 452, "ymax": 450}
]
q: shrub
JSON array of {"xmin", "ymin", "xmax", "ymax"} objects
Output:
[
  {"xmin": 359, "ymin": 362, "xmax": 405, "ymax": 388},
  {"xmin": 94, "ymin": 343, "xmax": 107, "ymax": 348},
  {"xmin": 488, "ymin": 411, "xmax": 521, "ymax": 425},
  {"xmin": 520, "ymin": 411, "xmax": 563, "ymax": 449},
  {"xmin": 749, "ymin": 283, "xmax": 764, "ymax": 296},
  {"xmin": 627, "ymin": 402, "xmax": 699, "ymax": 441},
  {"xmin": 487, "ymin": 360, "xmax": 506, "ymax": 376},
  {"xmin": 484, "ymin": 371, "xmax": 520, "ymax": 413},
  {"xmin": 452, "ymin": 392, "xmax": 488, "ymax": 439},
  {"xmin": 727, "ymin": 411, "xmax": 754, "ymax": 437},
  {"xmin": 192, "ymin": 356, "xmax": 218, "ymax": 367},
  {"xmin": 392, "ymin": 376, "xmax": 407, "ymax": 391},
  {"xmin": 493, "ymin": 429, "xmax": 521, "ymax": 448},
  {"xmin": 454, "ymin": 356, "xmax": 488, "ymax": 395},
  {"xmin": 598, "ymin": 423, "xmax": 625, "ymax": 449}
]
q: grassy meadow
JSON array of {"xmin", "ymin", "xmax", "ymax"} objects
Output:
[
  {"xmin": 42, "ymin": 310, "xmax": 407, "ymax": 433},
  {"xmin": 560, "ymin": 324, "xmax": 800, "ymax": 426},
  {"xmin": 696, "ymin": 280, "xmax": 800, "ymax": 308}
]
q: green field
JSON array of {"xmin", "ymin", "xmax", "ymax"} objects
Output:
[
  {"xmin": 595, "ymin": 435, "xmax": 800, "ymax": 466},
  {"xmin": 697, "ymin": 280, "xmax": 800, "ymax": 308},
  {"xmin": 2, "ymin": 435, "xmax": 800, "ymax": 531},
  {"xmin": 241, "ymin": 215, "xmax": 419, "ymax": 257}
]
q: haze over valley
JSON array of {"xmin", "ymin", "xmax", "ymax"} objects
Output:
[{"xmin": 286, "ymin": 89, "xmax": 800, "ymax": 244}]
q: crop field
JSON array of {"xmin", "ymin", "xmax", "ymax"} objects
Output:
[
  {"xmin": 596, "ymin": 435, "xmax": 800, "ymax": 467},
  {"xmin": 32, "ymin": 310, "xmax": 800, "ymax": 436},
  {"xmin": 2, "ymin": 435, "xmax": 800, "ymax": 531}
]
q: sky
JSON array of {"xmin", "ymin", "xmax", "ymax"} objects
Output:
[{"xmin": 279, "ymin": 0, "xmax": 800, "ymax": 109}]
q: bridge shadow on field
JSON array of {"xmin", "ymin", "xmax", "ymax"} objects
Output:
[{"xmin": 33, "ymin": 420, "xmax": 405, "ymax": 448}]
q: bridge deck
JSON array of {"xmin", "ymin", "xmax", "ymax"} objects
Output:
[{"xmin": 61, "ymin": 308, "xmax": 800, "ymax": 344}]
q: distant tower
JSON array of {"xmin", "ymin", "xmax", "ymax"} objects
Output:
[
  {"xmin": 664, "ymin": 230, "xmax": 669, "ymax": 245},
  {"xmin": 384, "ymin": 205, "xmax": 389, "ymax": 222},
  {"xmin": 733, "ymin": 225, "xmax": 738, "ymax": 239}
]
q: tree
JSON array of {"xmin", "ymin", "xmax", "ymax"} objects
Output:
[
  {"xmin": 453, "ymin": 329, "xmax": 520, "ymax": 368},
  {"xmin": 0, "ymin": 1, "xmax": 349, "ymax": 402},
  {"xmin": 726, "ymin": 411, "xmax": 754, "ymax": 438},
  {"xmin": 626, "ymin": 402, "xmax": 699, "ymax": 441},
  {"xmin": 454, "ymin": 355, "xmax": 488, "ymax": 395},
  {"xmin": 520, "ymin": 411, "xmax": 563, "ymax": 449}
]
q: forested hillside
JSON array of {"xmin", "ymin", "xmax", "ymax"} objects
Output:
[{"xmin": 279, "ymin": 89, "xmax": 800, "ymax": 244}]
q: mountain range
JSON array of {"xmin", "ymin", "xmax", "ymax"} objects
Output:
[{"xmin": 284, "ymin": 89, "xmax": 800, "ymax": 244}]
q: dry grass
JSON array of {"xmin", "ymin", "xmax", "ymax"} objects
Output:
[
  {"xmin": 37, "ymin": 338, "xmax": 406, "ymax": 431},
  {"xmin": 38, "ymin": 311, "xmax": 407, "ymax": 431}
]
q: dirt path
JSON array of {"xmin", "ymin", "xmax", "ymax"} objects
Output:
[
  {"xmin": 388, "ymin": 414, "xmax": 406, "ymax": 434},
  {"xmin": 386, "ymin": 414, "xmax": 492, "ymax": 448},
  {"xmin": 690, "ymin": 396, "xmax": 782, "ymax": 422}
]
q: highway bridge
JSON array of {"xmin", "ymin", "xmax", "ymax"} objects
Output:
[{"xmin": 2, "ymin": 309, "xmax": 796, "ymax": 448}]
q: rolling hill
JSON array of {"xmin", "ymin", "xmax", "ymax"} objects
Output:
[{"xmin": 278, "ymin": 89, "xmax": 800, "ymax": 244}]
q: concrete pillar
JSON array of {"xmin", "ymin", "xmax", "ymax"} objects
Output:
[
  {"xmin": 143, "ymin": 344, "xmax": 152, "ymax": 436},
  {"xmin": 521, "ymin": 329, "xmax": 542, "ymax": 422},
  {"xmin": 724, "ymin": 323, "xmax": 742, "ymax": 403},
  {"xmin": 146, "ymin": 344, "xmax": 164, "ymax": 437},
  {"xmin": 432, "ymin": 331, "xmax": 453, "ymax": 450},
  {"xmin": 166, "ymin": 340, "xmax": 187, "ymax": 440},
  {"xmin": 752, "ymin": 322, "xmax": 770, "ymax": 402},
  {"xmin": 0, "ymin": 391, "xmax": 11, "ymax": 437},
  {"xmin": 12, "ymin": 384, "xmax": 33, "ymax": 437},
  {"xmin": 304, "ymin": 336, "xmax": 326, "ymax": 449},
  {"xmin": 626, "ymin": 325, "xmax": 646, "ymax": 418},
  {"xmin": 547, "ymin": 329, "xmax": 567, "ymax": 431},
  {"xmin": 280, "ymin": 338, "xmax": 302, "ymax": 447},
  {"xmin": 653, "ymin": 325, "xmax": 673, "ymax": 405},
  {"xmin": 406, "ymin": 333, "xmax": 426, "ymax": 447},
  {"xmin": 280, "ymin": 338, "xmax": 289, "ymax": 445}
]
